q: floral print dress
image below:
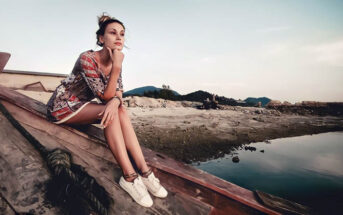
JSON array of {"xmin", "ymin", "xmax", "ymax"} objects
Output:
[{"xmin": 46, "ymin": 49, "xmax": 123, "ymax": 124}]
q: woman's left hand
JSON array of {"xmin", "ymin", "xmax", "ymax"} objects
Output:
[{"xmin": 98, "ymin": 98, "xmax": 120, "ymax": 128}]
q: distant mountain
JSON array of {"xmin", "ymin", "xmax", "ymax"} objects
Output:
[
  {"xmin": 123, "ymin": 86, "xmax": 270, "ymax": 107},
  {"xmin": 181, "ymin": 90, "xmax": 239, "ymax": 106},
  {"xmin": 123, "ymin": 86, "xmax": 180, "ymax": 97},
  {"xmin": 180, "ymin": 90, "xmax": 212, "ymax": 102},
  {"xmin": 217, "ymin": 95, "xmax": 240, "ymax": 106},
  {"xmin": 244, "ymin": 97, "xmax": 271, "ymax": 107}
]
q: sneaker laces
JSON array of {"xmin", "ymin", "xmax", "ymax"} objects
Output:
[
  {"xmin": 133, "ymin": 177, "xmax": 148, "ymax": 198},
  {"xmin": 148, "ymin": 173, "xmax": 161, "ymax": 190}
]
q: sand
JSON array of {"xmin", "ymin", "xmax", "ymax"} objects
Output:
[
  {"xmin": 125, "ymin": 106, "xmax": 343, "ymax": 163},
  {"xmin": 17, "ymin": 90, "xmax": 343, "ymax": 163}
]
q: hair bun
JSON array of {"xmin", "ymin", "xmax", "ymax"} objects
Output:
[{"xmin": 97, "ymin": 12, "xmax": 112, "ymax": 27}]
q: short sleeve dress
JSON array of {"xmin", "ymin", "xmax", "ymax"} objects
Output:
[{"xmin": 46, "ymin": 49, "xmax": 124, "ymax": 124}]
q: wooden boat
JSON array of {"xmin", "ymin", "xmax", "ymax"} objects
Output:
[{"xmin": 0, "ymin": 52, "xmax": 308, "ymax": 214}]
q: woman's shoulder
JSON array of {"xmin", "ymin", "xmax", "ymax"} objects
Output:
[
  {"xmin": 79, "ymin": 49, "xmax": 96, "ymax": 60},
  {"xmin": 78, "ymin": 50, "xmax": 98, "ymax": 66}
]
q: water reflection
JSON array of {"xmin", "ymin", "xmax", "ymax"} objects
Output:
[{"xmin": 192, "ymin": 131, "xmax": 343, "ymax": 214}]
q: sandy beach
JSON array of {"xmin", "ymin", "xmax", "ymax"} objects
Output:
[
  {"xmin": 111, "ymin": 96, "xmax": 343, "ymax": 163},
  {"xmin": 14, "ymin": 90, "xmax": 343, "ymax": 164}
]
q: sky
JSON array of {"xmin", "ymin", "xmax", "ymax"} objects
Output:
[{"xmin": 0, "ymin": 0, "xmax": 342, "ymax": 103}]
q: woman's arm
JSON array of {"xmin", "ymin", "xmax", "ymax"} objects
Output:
[
  {"xmin": 99, "ymin": 67, "xmax": 121, "ymax": 102},
  {"xmin": 115, "ymin": 90, "xmax": 124, "ymax": 107},
  {"xmin": 115, "ymin": 90, "xmax": 123, "ymax": 100},
  {"xmin": 97, "ymin": 47, "xmax": 124, "ymax": 102}
]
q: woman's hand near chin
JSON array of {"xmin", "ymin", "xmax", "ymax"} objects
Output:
[
  {"xmin": 106, "ymin": 46, "xmax": 124, "ymax": 69},
  {"xmin": 100, "ymin": 47, "xmax": 124, "ymax": 101}
]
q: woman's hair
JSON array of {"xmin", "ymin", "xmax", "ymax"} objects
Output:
[{"xmin": 96, "ymin": 12, "xmax": 126, "ymax": 47}]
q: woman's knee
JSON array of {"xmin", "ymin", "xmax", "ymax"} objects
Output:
[{"xmin": 118, "ymin": 105, "xmax": 127, "ymax": 115}]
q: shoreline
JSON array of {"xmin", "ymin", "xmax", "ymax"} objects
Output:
[
  {"xmin": 125, "ymin": 107, "xmax": 343, "ymax": 163},
  {"xmin": 10, "ymin": 90, "xmax": 343, "ymax": 163}
]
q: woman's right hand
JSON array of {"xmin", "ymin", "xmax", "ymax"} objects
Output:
[
  {"xmin": 98, "ymin": 98, "xmax": 121, "ymax": 128},
  {"xmin": 106, "ymin": 47, "xmax": 124, "ymax": 69}
]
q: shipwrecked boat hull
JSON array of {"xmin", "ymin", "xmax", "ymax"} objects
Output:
[
  {"xmin": 0, "ymin": 51, "xmax": 289, "ymax": 214},
  {"xmin": 0, "ymin": 85, "xmax": 284, "ymax": 214}
]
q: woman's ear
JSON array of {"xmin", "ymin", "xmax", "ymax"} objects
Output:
[{"xmin": 99, "ymin": 35, "xmax": 104, "ymax": 46}]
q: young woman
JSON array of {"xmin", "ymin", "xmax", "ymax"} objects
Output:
[{"xmin": 46, "ymin": 13, "xmax": 167, "ymax": 208}]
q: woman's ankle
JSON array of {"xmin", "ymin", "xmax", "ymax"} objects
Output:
[
  {"xmin": 140, "ymin": 167, "xmax": 153, "ymax": 178},
  {"xmin": 123, "ymin": 172, "xmax": 138, "ymax": 182}
]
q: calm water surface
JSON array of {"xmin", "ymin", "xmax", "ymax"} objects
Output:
[{"xmin": 191, "ymin": 131, "xmax": 343, "ymax": 214}]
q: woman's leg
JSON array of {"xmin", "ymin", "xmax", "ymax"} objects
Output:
[
  {"xmin": 117, "ymin": 106, "xmax": 151, "ymax": 176},
  {"xmin": 103, "ymin": 110, "xmax": 137, "ymax": 181},
  {"xmin": 62, "ymin": 102, "xmax": 104, "ymax": 125},
  {"xmin": 62, "ymin": 103, "xmax": 137, "ymax": 181}
]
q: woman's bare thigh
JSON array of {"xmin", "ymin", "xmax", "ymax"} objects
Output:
[{"xmin": 62, "ymin": 102, "xmax": 106, "ymax": 125}]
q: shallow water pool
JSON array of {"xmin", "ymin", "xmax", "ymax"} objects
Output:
[{"xmin": 191, "ymin": 131, "xmax": 343, "ymax": 214}]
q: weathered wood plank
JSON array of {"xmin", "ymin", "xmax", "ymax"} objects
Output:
[
  {"xmin": 0, "ymin": 112, "xmax": 63, "ymax": 214},
  {"xmin": 1, "ymin": 100, "xmax": 212, "ymax": 214},
  {"xmin": 0, "ymin": 194, "xmax": 16, "ymax": 215}
]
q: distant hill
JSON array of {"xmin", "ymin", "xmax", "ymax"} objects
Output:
[
  {"xmin": 180, "ymin": 90, "xmax": 211, "ymax": 102},
  {"xmin": 123, "ymin": 86, "xmax": 180, "ymax": 97},
  {"xmin": 180, "ymin": 90, "xmax": 240, "ymax": 106},
  {"xmin": 244, "ymin": 97, "xmax": 271, "ymax": 107},
  {"xmin": 123, "ymin": 86, "xmax": 270, "ymax": 107}
]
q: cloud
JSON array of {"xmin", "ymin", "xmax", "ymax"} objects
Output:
[
  {"xmin": 302, "ymin": 38, "xmax": 343, "ymax": 67},
  {"xmin": 199, "ymin": 82, "xmax": 247, "ymax": 87},
  {"xmin": 310, "ymin": 153, "xmax": 343, "ymax": 177},
  {"xmin": 257, "ymin": 38, "xmax": 343, "ymax": 69},
  {"xmin": 256, "ymin": 26, "xmax": 291, "ymax": 33},
  {"xmin": 262, "ymin": 43, "xmax": 291, "ymax": 57}
]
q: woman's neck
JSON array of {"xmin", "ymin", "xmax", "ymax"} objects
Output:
[{"xmin": 97, "ymin": 48, "xmax": 112, "ymax": 67}]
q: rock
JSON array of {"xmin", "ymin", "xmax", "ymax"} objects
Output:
[
  {"xmin": 302, "ymin": 101, "xmax": 319, "ymax": 106},
  {"xmin": 123, "ymin": 96, "xmax": 185, "ymax": 108},
  {"xmin": 253, "ymin": 117, "xmax": 264, "ymax": 122},
  {"xmin": 202, "ymin": 98, "xmax": 218, "ymax": 110},
  {"xmin": 264, "ymin": 99, "xmax": 343, "ymax": 116},
  {"xmin": 232, "ymin": 156, "xmax": 240, "ymax": 163},
  {"xmin": 242, "ymin": 110, "xmax": 250, "ymax": 114},
  {"xmin": 254, "ymin": 109, "xmax": 263, "ymax": 114},
  {"xmin": 266, "ymin": 100, "xmax": 282, "ymax": 107},
  {"xmin": 244, "ymin": 146, "xmax": 256, "ymax": 151},
  {"xmin": 260, "ymin": 150, "xmax": 264, "ymax": 153},
  {"xmin": 181, "ymin": 101, "xmax": 203, "ymax": 108}
]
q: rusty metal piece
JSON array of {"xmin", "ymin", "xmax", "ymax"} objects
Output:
[
  {"xmin": 23, "ymin": 81, "xmax": 48, "ymax": 92},
  {"xmin": 0, "ymin": 52, "xmax": 11, "ymax": 73}
]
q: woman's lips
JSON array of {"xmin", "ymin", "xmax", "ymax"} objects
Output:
[{"xmin": 115, "ymin": 42, "xmax": 122, "ymax": 46}]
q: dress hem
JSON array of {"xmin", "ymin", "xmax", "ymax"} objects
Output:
[{"xmin": 53, "ymin": 101, "xmax": 91, "ymax": 124}]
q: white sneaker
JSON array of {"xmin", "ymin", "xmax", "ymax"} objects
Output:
[
  {"xmin": 141, "ymin": 172, "xmax": 168, "ymax": 198},
  {"xmin": 119, "ymin": 175, "xmax": 153, "ymax": 207}
]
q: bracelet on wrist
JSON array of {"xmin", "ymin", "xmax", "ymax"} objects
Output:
[{"xmin": 111, "ymin": 96, "xmax": 122, "ymax": 107}]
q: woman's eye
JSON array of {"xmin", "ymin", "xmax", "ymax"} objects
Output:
[{"xmin": 110, "ymin": 32, "xmax": 124, "ymax": 36}]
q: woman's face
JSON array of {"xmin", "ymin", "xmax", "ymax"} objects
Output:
[{"xmin": 100, "ymin": 22, "xmax": 125, "ymax": 51}]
